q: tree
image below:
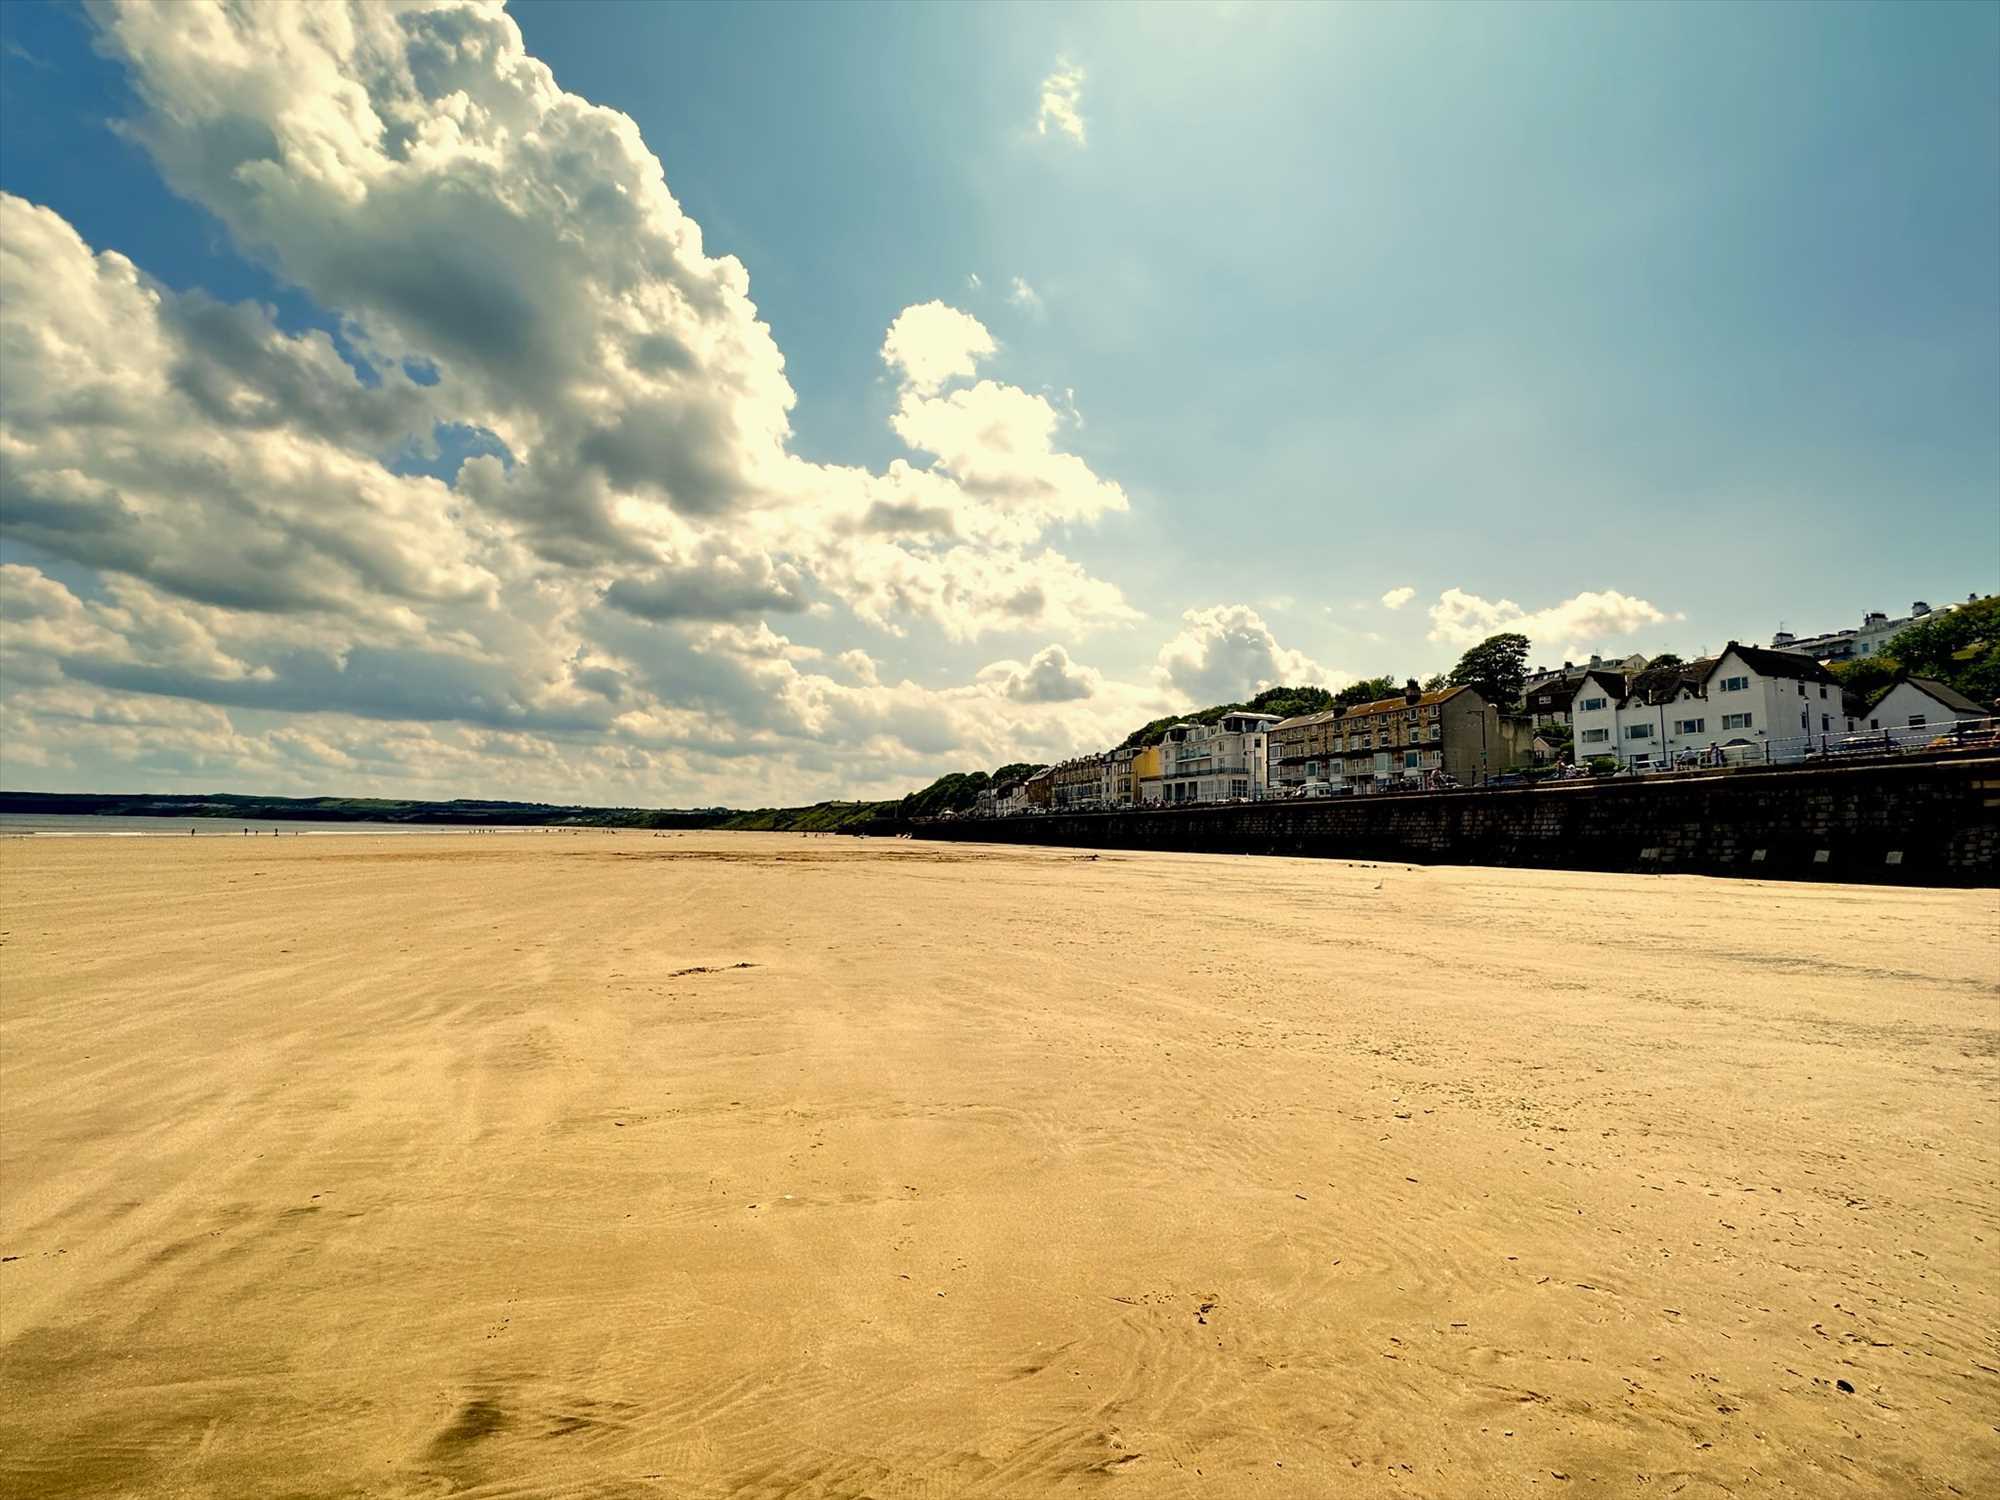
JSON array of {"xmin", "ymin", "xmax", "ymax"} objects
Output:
[
  {"xmin": 898, "ymin": 771, "xmax": 991, "ymax": 818},
  {"xmin": 1447, "ymin": 632, "xmax": 1530, "ymax": 707},
  {"xmin": 1828, "ymin": 656, "xmax": 1901, "ymax": 707},
  {"xmin": 1629, "ymin": 651, "xmax": 1687, "ymax": 702},
  {"xmin": 1332, "ymin": 675, "xmax": 1400, "ymax": 711},
  {"xmin": 1421, "ymin": 672, "xmax": 1449, "ymax": 692},
  {"xmin": 1884, "ymin": 596, "xmax": 2000, "ymax": 707},
  {"xmin": 1244, "ymin": 684, "xmax": 1336, "ymax": 720},
  {"xmin": 1114, "ymin": 684, "xmax": 1341, "ymax": 748}
]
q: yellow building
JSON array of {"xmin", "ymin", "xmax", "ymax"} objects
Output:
[{"xmin": 1130, "ymin": 744, "xmax": 1164, "ymax": 804}]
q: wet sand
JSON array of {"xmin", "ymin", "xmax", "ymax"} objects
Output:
[{"xmin": 1, "ymin": 830, "xmax": 1995, "ymax": 1498}]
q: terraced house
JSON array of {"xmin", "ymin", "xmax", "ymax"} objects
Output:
[
  {"xmin": 1132, "ymin": 744, "xmax": 1164, "ymax": 804},
  {"xmin": 1266, "ymin": 707, "xmax": 1344, "ymax": 792},
  {"xmin": 1100, "ymin": 745, "xmax": 1140, "ymax": 806},
  {"xmin": 1051, "ymin": 754, "xmax": 1106, "ymax": 809},
  {"xmin": 1331, "ymin": 682, "xmax": 1524, "ymax": 789},
  {"xmin": 1156, "ymin": 713, "xmax": 1279, "ymax": 804},
  {"xmin": 1570, "ymin": 644, "xmax": 1857, "ymax": 768}
]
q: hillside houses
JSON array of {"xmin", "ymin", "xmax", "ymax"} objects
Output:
[
  {"xmin": 963, "ymin": 608, "xmax": 1994, "ymax": 818},
  {"xmin": 1863, "ymin": 678, "xmax": 1986, "ymax": 732},
  {"xmin": 1271, "ymin": 682, "xmax": 1528, "ymax": 793},
  {"xmin": 1157, "ymin": 713, "xmax": 1279, "ymax": 804},
  {"xmin": 1571, "ymin": 643, "xmax": 1860, "ymax": 768}
]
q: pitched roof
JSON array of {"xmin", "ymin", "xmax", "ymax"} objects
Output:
[
  {"xmin": 1705, "ymin": 642, "xmax": 1840, "ymax": 687},
  {"xmin": 1571, "ymin": 669, "xmax": 1628, "ymax": 702},
  {"xmin": 1338, "ymin": 685, "xmax": 1472, "ymax": 719},
  {"xmin": 1901, "ymin": 677, "xmax": 1987, "ymax": 715},
  {"xmin": 1622, "ymin": 658, "xmax": 1715, "ymax": 707},
  {"xmin": 1271, "ymin": 707, "xmax": 1342, "ymax": 732},
  {"xmin": 1525, "ymin": 676, "xmax": 1583, "ymax": 708}
]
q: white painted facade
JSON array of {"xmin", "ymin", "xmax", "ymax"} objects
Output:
[
  {"xmin": 1709, "ymin": 648, "xmax": 1853, "ymax": 758},
  {"xmin": 1574, "ymin": 648, "xmax": 1858, "ymax": 768},
  {"xmin": 1770, "ymin": 593, "xmax": 1991, "ymax": 663},
  {"xmin": 1566, "ymin": 671, "xmax": 1628, "ymax": 764},
  {"xmin": 1157, "ymin": 713, "xmax": 1280, "ymax": 804},
  {"xmin": 1866, "ymin": 680, "xmax": 1986, "ymax": 731}
]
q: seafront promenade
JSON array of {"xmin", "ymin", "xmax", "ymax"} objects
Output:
[{"xmin": 927, "ymin": 753, "xmax": 2000, "ymax": 886}]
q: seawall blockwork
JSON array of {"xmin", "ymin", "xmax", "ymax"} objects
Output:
[{"xmin": 912, "ymin": 756, "xmax": 2000, "ymax": 886}]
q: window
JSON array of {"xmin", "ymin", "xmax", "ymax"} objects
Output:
[
  {"xmin": 1800, "ymin": 712, "xmax": 1808, "ymax": 729},
  {"xmin": 1797, "ymin": 682, "xmax": 1806, "ymax": 696},
  {"xmin": 1429, "ymin": 725, "xmax": 1441, "ymax": 740},
  {"xmin": 1720, "ymin": 676, "xmax": 1749, "ymax": 692},
  {"xmin": 1626, "ymin": 723, "xmax": 1654, "ymax": 740},
  {"xmin": 1722, "ymin": 712, "xmax": 1752, "ymax": 730},
  {"xmin": 1404, "ymin": 751, "xmax": 1419, "ymax": 769},
  {"xmin": 1582, "ymin": 728, "xmax": 1609, "ymax": 744},
  {"xmin": 1580, "ymin": 696, "xmax": 1607, "ymax": 712},
  {"xmin": 1907, "ymin": 715, "xmax": 1926, "ymax": 729},
  {"xmin": 1230, "ymin": 780, "xmax": 1249, "ymax": 798},
  {"xmin": 1674, "ymin": 718, "xmax": 1706, "ymax": 735},
  {"xmin": 1820, "ymin": 715, "xmax": 1831, "ymax": 732},
  {"xmin": 1818, "ymin": 685, "xmax": 1827, "ymax": 699}
]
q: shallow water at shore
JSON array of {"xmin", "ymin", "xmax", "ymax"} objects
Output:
[{"xmin": 0, "ymin": 812, "xmax": 586, "ymax": 838}]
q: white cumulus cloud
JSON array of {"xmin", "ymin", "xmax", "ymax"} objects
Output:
[
  {"xmin": 1426, "ymin": 587, "xmax": 1678, "ymax": 661},
  {"xmin": 1380, "ymin": 585, "xmax": 1416, "ymax": 610},
  {"xmin": 1155, "ymin": 605, "xmax": 1331, "ymax": 706},
  {"xmin": 0, "ymin": 0, "xmax": 1158, "ymax": 806},
  {"xmin": 879, "ymin": 300, "xmax": 997, "ymax": 396},
  {"xmin": 1036, "ymin": 59, "xmax": 1086, "ymax": 145},
  {"xmin": 978, "ymin": 644, "xmax": 1100, "ymax": 704}
]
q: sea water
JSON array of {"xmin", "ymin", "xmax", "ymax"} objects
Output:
[{"xmin": 0, "ymin": 813, "xmax": 551, "ymax": 837}]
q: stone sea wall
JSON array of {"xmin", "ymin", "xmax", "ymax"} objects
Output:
[{"xmin": 909, "ymin": 756, "xmax": 2000, "ymax": 886}]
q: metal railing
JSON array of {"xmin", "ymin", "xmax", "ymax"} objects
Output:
[{"xmin": 1619, "ymin": 716, "xmax": 1998, "ymax": 772}]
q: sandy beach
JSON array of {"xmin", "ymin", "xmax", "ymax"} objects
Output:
[{"xmin": 0, "ymin": 831, "xmax": 1994, "ymax": 1498}]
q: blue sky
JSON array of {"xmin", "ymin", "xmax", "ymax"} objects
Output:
[{"xmin": 1, "ymin": 1, "xmax": 1995, "ymax": 803}]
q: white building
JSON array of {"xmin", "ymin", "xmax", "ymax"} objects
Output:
[
  {"xmin": 1567, "ymin": 668, "xmax": 1632, "ymax": 764},
  {"xmin": 1524, "ymin": 652, "xmax": 1647, "ymax": 696},
  {"xmin": 1864, "ymin": 678, "xmax": 1988, "ymax": 732},
  {"xmin": 1571, "ymin": 644, "xmax": 1857, "ymax": 768},
  {"xmin": 1156, "ymin": 713, "xmax": 1279, "ymax": 804},
  {"xmin": 1771, "ymin": 593, "xmax": 1988, "ymax": 663}
]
